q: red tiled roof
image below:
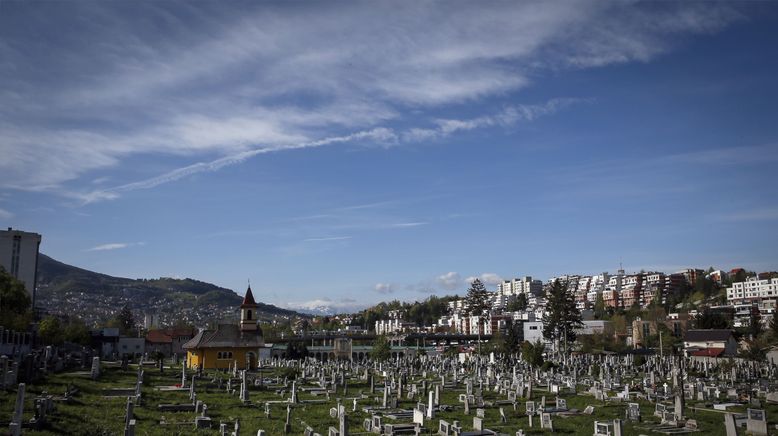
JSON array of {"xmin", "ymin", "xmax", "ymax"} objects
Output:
[
  {"xmin": 690, "ymin": 348, "xmax": 725, "ymax": 357},
  {"xmin": 145, "ymin": 328, "xmax": 194, "ymax": 343},
  {"xmin": 146, "ymin": 330, "xmax": 172, "ymax": 344}
]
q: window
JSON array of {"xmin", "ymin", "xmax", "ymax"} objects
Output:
[
  {"xmin": 217, "ymin": 351, "xmax": 233, "ymax": 360},
  {"xmin": 247, "ymin": 310, "xmax": 252, "ymax": 320}
]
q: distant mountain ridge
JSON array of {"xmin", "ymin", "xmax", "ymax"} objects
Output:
[{"xmin": 35, "ymin": 254, "xmax": 301, "ymax": 324}]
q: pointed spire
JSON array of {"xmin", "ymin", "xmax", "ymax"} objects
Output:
[{"xmin": 242, "ymin": 283, "xmax": 257, "ymax": 306}]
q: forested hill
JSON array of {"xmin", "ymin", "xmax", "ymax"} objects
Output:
[{"xmin": 35, "ymin": 254, "xmax": 300, "ymax": 325}]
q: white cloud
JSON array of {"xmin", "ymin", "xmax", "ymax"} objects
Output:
[
  {"xmin": 374, "ymin": 283, "xmax": 395, "ymax": 294},
  {"xmin": 0, "ymin": 208, "xmax": 13, "ymax": 219},
  {"xmin": 465, "ymin": 273, "xmax": 503, "ymax": 286},
  {"xmin": 436, "ymin": 272, "xmax": 463, "ymax": 291},
  {"xmin": 86, "ymin": 242, "xmax": 146, "ymax": 251}
]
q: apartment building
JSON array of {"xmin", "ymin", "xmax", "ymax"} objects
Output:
[
  {"xmin": 620, "ymin": 274, "xmax": 643, "ymax": 308},
  {"xmin": 727, "ymin": 277, "xmax": 778, "ymax": 304},
  {"xmin": 586, "ymin": 273, "xmax": 610, "ymax": 306},
  {"xmin": 496, "ymin": 276, "xmax": 542, "ymax": 297},
  {"xmin": 0, "ymin": 227, "xmax": 42, "ymax": 307},
  {"xmin": 375, "ymin": 319, "xmax": 415, "ymax": 335}
]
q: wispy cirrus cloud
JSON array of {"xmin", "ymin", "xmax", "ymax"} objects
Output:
[
  {"xmin": 86, "ymin": 242, "xmax": 146, "ymax": 251},
  {"xmin": 402, "ymin": 98, "xmax": 588, "ymax": 142},
  {"xmin": 0, "ymin": 1, "xmax": 742, "ymax": 202},
  {"xmin": 717, "ymin": 207, "xmax": 778, "ymax": 222},
  {"xmin": 76, "ymin": 128, "xmax": 396, "ymax": 204},
  {"xmin": 303, "ymin": 236, "xmax": 353, "ymax": 242}
]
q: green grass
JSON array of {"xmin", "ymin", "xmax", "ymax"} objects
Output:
[{"xmin": 1, "ymin": 364, "xmax": 777, "ymax": 435}]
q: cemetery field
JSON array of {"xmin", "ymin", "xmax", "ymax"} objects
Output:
[{"xmin": 2, "ymin": 361, "xmax": 778, "ymax": 435}]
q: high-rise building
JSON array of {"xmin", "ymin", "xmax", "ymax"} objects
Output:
[{"xmin": 0, "ymin": 227, "xmax": 42, "ymax": 308}]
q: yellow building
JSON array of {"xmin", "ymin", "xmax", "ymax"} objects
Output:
[{"xmin": 183, "ymin": 286, "xmax": 264, "ymax": 370}]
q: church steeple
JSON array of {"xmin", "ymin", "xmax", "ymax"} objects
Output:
[{"xmin": 240, "ymin": 284, "xmax": 258, "ymax": 332}]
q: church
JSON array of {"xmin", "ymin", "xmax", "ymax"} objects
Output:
[{"xmin": 183, "ymin": 285, "xmax": 264, "ymax": 370}]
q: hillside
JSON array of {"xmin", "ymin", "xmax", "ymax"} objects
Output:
[{"xmin": 35, "ymin": 254, "xmax": 301, "ymax": 326}]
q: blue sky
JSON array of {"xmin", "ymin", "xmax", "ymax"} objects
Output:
[{"xmin": 1, "ymin": 1, "xmax": 777, "ymax": 313}]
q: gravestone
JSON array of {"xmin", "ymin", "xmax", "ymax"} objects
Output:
[
  {"xmin": 472, "ymin": 416, "xmax": 483, "ymax": 431},
  {"xmin": 339, "ymin": 410, "xmax": 349, "ymax": 436},
  {"xmin": 746, "ymin": 408, "xmax": 768, "ymax": 436},
  {"xmin": 438, "ymin": 419, "xmax": 450, "ymax": 436},
  {"xmin": 626, "ymin": 403, "xmax": 640, "ymax": 422},
  {"xmin": 91, "ymin": 357, "xmax": 100, "ymax": 380},
  {"xmin": 9, "ymin": 383, "xmax": 25, "ymax": 436},
  {"xmin": 413, "ymin": 409, "xmax": 424, "ymax": 426},
  {"xmin": 541, "ymin": 412, "xmax": 552, "ymax": 431},
  {"xmin": 284, "ymin": 405, "xmax": 292, "ymax": 434}
]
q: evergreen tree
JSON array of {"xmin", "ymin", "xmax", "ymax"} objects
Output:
[
  {"xmin": 749, "ymin": 306, "xmax": 763, "ymax": 339},
  {"xmin": 542, "ymin": 279, "xmax": 583, "ymax": 353},
  {"xmin": 371, "ymin": 335, "xmax": 391, "ymax": 361},
  {"xmin": 285, "ymin": 341, "xmax": 309, "ymax": 360},
  {"xmin": 770, "ymin": 315, "xmax": 778, "ymax": 342},
  {"xmin": 507, "ymin": 293, "xmax": 528, "ymax": 312},
  {"xmin": 107, "ymin": 305, "xmax": 136, "ymax": 336},
  {"xmin": 499, "ymin": 320, "xmax": 523, "ymax": 355},
  {"xmin": 593, "ymin": 292, "xmax": 607, "ymax": 319},
  {"xmin": 465, "ymin": 279, "xmax": 491, "ymax": 316}
]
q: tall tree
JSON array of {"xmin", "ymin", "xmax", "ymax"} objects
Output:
[
  {"xmin": 593, "ymin": 292, "xmax": 607, "ymax": 319},
  {"xmin": 507, "ymin": 293, "xmax": 528, "ymax": 312},
  {"xmin": 542, "ymin": 279, "xmax": 583, "ymax": 354},
  {"xmin": 107, "ymin": 305, "xmax": 136, "ymax": 336},
  {"xmin": 498, "ymin": 319, "xmax": 523, "ymax": 355},
  {"xmin": 38, "ymin": 316, "xmax": 63, "ymax": 345},
  {"xmin": 371, "ymin": 335, "xmax": 391, "ymax": 361},
  {"xmin": 285, "ymin": 341, "xmax": 309, "ymax": 360},
  {"xmin": 769, "ymin": 314, "xmax": 778, "ymax": 342},
  {"xmin": 749, "ymin": 306, "xmax": 763, "ymax": 338},
  {"xmin": 521, "ymin": 339, "xmax": 545, "ymax": 367},
  {"xmin": 0, "ymin": 267, "xmax": 32, "ymax": 330},
  {"xmin": 465, "ymin": 279, "xmax": 491, "ymax": 316}
]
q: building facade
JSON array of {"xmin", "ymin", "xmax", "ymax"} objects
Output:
[
  {"xmin": 0, "ymin": 227, "xmax": 42, "ymax": 308},
  {"xmin": 727, "ymin": 278, "xmax": 778, "ymax": 304}
]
